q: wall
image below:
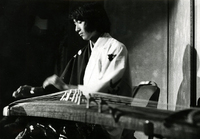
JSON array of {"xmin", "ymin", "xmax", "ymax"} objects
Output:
[
  {"xmin": 169, "ymin": 0, "xmax": 192, "ymax": 110},
  {"xmin": 195, "ymin": 0, "xmax": 200, "ymax": 106},
  {"xmin": 105, "ymin": 0, "xmax": 168, "ymax": 109}
]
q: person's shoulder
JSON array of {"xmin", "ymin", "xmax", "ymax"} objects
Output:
[
  {"xmin": 106, "ymin": 34, "xmax": 126, "ymax": 48},
  {"xmin": 111, "ymin": 38, "xmax": 125, "ymax": 48},
  {"xmin": 106, "ymin": 35, "xmax": 127, "ymax": 53}
]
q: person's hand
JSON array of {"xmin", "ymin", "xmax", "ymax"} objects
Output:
[
  {"xmin": 43, "ymin": 74, "xmax": 68, "ymax": 91},
  {"xmin": 60, "ymin": 89, "xmax": 84, "ymax": 105},
  {"xmin": 12, "ymin": 85, "xmax": 33, "ymax": 99}
]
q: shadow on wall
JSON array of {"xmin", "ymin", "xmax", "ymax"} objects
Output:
[{"xmin": 176, "ymin": 45, "xmax": 198, "ymax": 110}]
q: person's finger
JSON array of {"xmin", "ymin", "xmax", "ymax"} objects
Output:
[
  {"xmin": 12, "ymin": 91, "xmax": 18, "ymax": 98},
  {"xmin": 13, "ymin": 86, "xmax": 23, "ymax": 98},
  {"xmin": 21, "ymin": 86, "xmax": 31, "ymax": 92},
  {"xmin": 17, "ymin": 86, "xmax": 22, "ymax": 92},
  {"xmin": 42, "ymin": 81, "xmax": 47, "ymax": 88}
]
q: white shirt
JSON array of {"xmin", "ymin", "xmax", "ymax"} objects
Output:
[{"xmin": 79, "ymin": 33, "xmax": 132, "ymax": 97}]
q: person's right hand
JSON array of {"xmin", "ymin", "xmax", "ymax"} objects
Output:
[
  {"xmin": 43, "ymin": 74, "xmax": 69, "ymax": 91},
  {"xmin": 12, "ymin": 85, "xmax": 33, "ymax": 99}
]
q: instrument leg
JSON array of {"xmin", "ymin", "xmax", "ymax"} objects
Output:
[{"xmin": 144, "ymin": 120, "xmax": 154, "ymax": 139}]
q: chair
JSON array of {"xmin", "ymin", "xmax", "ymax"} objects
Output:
[
  {"xmin": 132, "ymin": 81, "xmax": 160, "ymax": 108},
  {"xmin": 121, "ymin": 81, "xmax": 160, "ymax": 139}
]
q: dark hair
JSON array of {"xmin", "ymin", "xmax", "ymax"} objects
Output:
[{"xmin": 69, "ymin": 2, "xmax": 110, "ymax": 33}]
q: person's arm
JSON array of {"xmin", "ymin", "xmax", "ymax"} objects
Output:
[
  {"xmin": 43, "ymin": 74, "xmax": 78, "ymax": 90},
  {"xmin": 42, "ymin": 74, "xmax": 72, "ymax": 90},
  {"xmin": 12, "ymin": 74, "xmax": 78, "ymax": 99},
  {"xmin": 43, "ymin": 74, "xmax": 84, "ymax": 104}
]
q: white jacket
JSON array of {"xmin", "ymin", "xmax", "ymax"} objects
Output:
[
  {"xmin": 79, "ymin": 33, "xmax": 132, "ymax": 97},
  {"xmin": 78, "ymin": 33, "xmax": 132, "ymax": 139}
]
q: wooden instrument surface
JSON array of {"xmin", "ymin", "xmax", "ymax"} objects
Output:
[{"xmin": 3, "ymin": 91, "xmax": 200, "ymax": 139}]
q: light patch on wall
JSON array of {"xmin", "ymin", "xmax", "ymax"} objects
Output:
[
  {"xmin": 153, "ymin": 69, "xmax": 159, "ymax": 78},
  {"xmin": 154, "ymin": 33, "xmax": 162, "ymax": 40}
]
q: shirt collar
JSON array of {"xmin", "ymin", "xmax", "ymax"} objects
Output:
[{"xmin": 89, "ymin": 33, "xmax": 111, "ymax": 51}]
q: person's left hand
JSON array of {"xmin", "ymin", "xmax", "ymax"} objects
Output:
[
  {"xmin": 60, "ymin": 89, "xmax": 84, "ymax": 105},
  {"xmin": 12, "ymin": 85, "xmax": 33, "ymax": 99}
]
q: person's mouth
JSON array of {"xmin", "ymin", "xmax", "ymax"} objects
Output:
[{"xmin": 79, "ymin": 33, "xmax": 83, "ymax": 36}]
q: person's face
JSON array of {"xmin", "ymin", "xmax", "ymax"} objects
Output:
[{"xmin": 73, "ymin": 19, "xmax": 95, "ymax": 41}]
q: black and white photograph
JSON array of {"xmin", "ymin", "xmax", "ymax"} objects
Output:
[{"xmin": 0, "ymin": 0, "xmax": 200, "ymax": 139}]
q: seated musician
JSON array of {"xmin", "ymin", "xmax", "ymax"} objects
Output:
[{"xmin": 5, "ymin": 2, "xmax": 133, "ymax": 139}]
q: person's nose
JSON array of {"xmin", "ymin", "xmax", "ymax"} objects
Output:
[{"xmin": 75, "ymin": 25, "xmax": 80, "ymax": 32}]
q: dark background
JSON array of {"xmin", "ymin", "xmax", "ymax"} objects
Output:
[
  {"xmin": 0, "ymin": 0, "xmax": 89, "ymax": 116},
  {"xmin": 0, "ymin": 0, "xmax": 177, "ymax": 115}
]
